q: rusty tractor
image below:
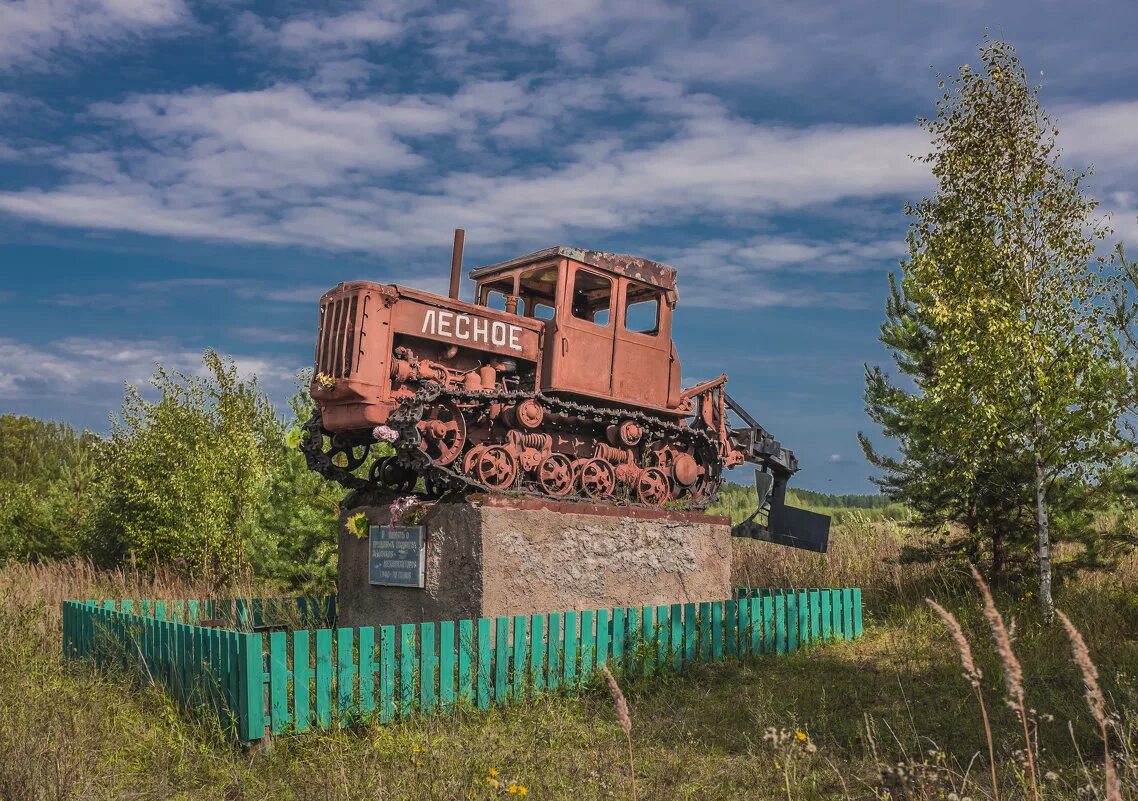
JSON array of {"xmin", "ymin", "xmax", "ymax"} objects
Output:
[{"xmin": 302, "ymin": 231, "xmax": 830, "ymax": 551}]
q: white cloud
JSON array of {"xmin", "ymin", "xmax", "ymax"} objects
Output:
[
  {"xmin": 0, "ymin": 337, "xmax": 302, "ymax": 407},
  {"xmin": 1057, "ymin": 101, "xmax": 1138, "ymax": 168},
  {"xmin": 665, "ymin": 234, "xmax": 905, "ymax": 278},
  {"xmin": 235, "ymin": 4, "xmax": 404, "ymax": 53},
  {"xmin": 0, "ymin": 78, "xmax": 934, "ymax": 258},
  {"xmin": 828, "ymin": 454, "xmax": 845, "ymax": 463},
  {"xmin": 0, "ymin": 0, "xmax": 190, "ymax": 71}
]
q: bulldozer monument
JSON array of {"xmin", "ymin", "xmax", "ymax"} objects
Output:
[{"xmin": 301, "ymin": 231, "xmax": 831, "ymax": 625}]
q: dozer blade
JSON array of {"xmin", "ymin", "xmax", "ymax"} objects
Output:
[{"xmin": 731, "ymin": 469, "xmax": 832, "ymax": 553}]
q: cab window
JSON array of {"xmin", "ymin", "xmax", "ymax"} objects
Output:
[
  {"xmin": 570, "ymin": 269, "xmax": 611, "ymax": 326},
  {"xmin": 519, "ymin": 266, "xmax": 558, "ymax": 320},
  {"xmin": 478, "ymin": 278, "xmax": 512, "ymax": 310},
  {"xmin": 624, "ymin": 283, "xmax": 661, "ymax": 335}
]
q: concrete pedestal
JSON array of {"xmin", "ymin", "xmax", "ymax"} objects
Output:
[{"xmin": 337, "ymin": 496, "xmax": 733, "ymax": 628}]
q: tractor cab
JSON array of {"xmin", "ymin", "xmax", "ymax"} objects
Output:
[{"xmin": 469, "ymin": 247, "xmax": 683, "ymax": 414}]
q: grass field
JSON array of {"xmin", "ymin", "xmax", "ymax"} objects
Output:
[{"xmin": 2, "ymin": 516, "xmax": 1136, "ymax": 800}]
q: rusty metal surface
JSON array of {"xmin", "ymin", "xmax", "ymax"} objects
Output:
[
  {"xmin": 469, "ymin": 246, "xmax": 678, "ymax": 291},
  {"xmin": 448, "ymin": 228, "xmax": 465, "ymax": 300},
  {"xmin": 305, "ymin": 237, "xmax": 814, "ymax": 521}
]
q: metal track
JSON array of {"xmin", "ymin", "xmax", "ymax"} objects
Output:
[{"xmin": 302, "ymin": 383, "xmax": 723, "ymax": 509}]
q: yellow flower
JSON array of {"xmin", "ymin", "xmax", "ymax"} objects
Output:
[
  {"xmin": 508, "ymin": 786, "xmax": 519, "ymax": 795},
  {"xmin": 795, "ymin": 730, "xmax": 808, "ymax": 743},
  {"xmin": 347, "ymin": 513, "xmax": 369, "ymax": 539},
  {"xmin": 774, "ymin": 760, "xmax": 782, "ymax": 771},
  {"xmin": 510, "ymin": 787, "xmax": 528, "ymax": 797},
  {"xmin": 488, "ymin": 769, "xmax": 500, "ymax": 778}
]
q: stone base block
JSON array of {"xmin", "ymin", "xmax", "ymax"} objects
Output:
[{"xmin": 337, "ymin": 497, "xmax": 733, "ymax": 628}]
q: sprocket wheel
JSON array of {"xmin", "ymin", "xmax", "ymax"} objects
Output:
[
  {"xmin": 330, "ymin": 443, "xmax": 370, "ymax": 471},
  {"xmin": 416, "ymin": 400, "xmax": 466, "ymax": 466},
  {"xmin": 369, "ymin": 456, "xmax": 417, "ymax": 493},
  {"xmin": 537, "ymin": 453, "xmax": 574, "ymax": 497}
]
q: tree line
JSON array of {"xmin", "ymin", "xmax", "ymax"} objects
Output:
[{"xmin": 0, "ymin": 354, "xmax": 343, "ymax": 592}]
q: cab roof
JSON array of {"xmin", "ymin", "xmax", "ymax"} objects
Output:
[{"xmin": 469, "ymin": 246, "xmax": 678, "ymax": 292}]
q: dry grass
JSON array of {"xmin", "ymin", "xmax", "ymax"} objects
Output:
[
  {"xmin": 601, "ymin": 665, "xmax": 637, "ymax": 801},
  {"xmin": 927, "ymin": 598, "xmax": 999, "ymax": 800},
  {"xmin": 970, "ymin": 564, "xmax": 1039, "ymax": 800},
  {"xmin": 3, "ymin": 519, "xmax": 1138, "ymax": 800}
]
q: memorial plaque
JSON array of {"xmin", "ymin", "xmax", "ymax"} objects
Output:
[{"xmin": 368, "ymin": 525, "xmax": 427, "ymax": 587}]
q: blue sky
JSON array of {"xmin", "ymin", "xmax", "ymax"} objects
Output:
[{"xmin": 2, "ymin": 0, "xmax": 1137, "ymax": 493}]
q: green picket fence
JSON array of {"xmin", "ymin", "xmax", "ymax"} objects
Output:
[{"xmin": 62, "ymin": 587, "xmax": 863, "ymax": 743}]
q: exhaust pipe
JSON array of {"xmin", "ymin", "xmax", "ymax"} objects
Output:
[{"xmin": 449, "ymin": 228, "xmax": 465, "ymax": 300}]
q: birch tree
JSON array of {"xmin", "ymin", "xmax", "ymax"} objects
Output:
[{"xmin": 885, "ymin": 39, "xmax": 1127, "ymax": 619}]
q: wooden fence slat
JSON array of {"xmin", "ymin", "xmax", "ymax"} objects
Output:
[
  {"xmin": 458, "ymin": 620, "xmax": 474, "ymax": 705},
  {"xmin": 439, "ymin": 621, "xmax": 456, "ymax": 711},
  {"xmin": 546, "ymin": 613, "xmax": 562, "ymax": 692},
  {"xmin": 831, "ymin": 589, "xmax": 842, "ymax": 640},
  {"xmin": 736, "ymin": 598, "xmax": 749, "ymax": 658},
  {"xmin": 293, "ymin": 630, "xmax": 311, "ymax": 732},
  {"xmin": 798, "ymin": 590, "xmax": 809, "ymax": 649},
  {"xmin": 786, "ymin": 592, "xmax": 798, "ymax": 653},
  {"xmin": 774, "ymin": 593, "xmax": 787, "ymax": 654},
  {"xmin": 626, "ymin": 607, "xmax": 641, "ymax": 674},
  {"xmin": 178, "ymin": 620, "xmax": 191, "ymax": 703},
  {"xmin": 723, "ymin": 599, "xmax": 736, "ymax": 659},
  {"xmin": 494, "ymin": 617, "xmax": 510, "ymax": 703},
  {"xmin": 400, "ymin": 624, "xmax": 416, "ymax": 718},
  {"xmin": 698, "ymin": 601, "xmax": 712, "ymax": 662},
  {"xmin": 563, "ymin": 611, "xmax": 578, "ymax": 687},
  {"xmin": 653, "ymin": 605, "xmax": 668, "ymax": 672},
  {"xmin": 476, "ymin": 618, "xmax": 492, "ymax": 709},
  {"xmin": 808, "ymin": 589, "xmax": 820, "ymax": 643},
  {"xmin": 512, "ymin": 616, "xmax": 528, "ymax": 699},
  {"xmin": 610, "ymin": 608, "xmax": 625, "ymax": 666},
  {"xmin": 640, "ymin": 606, "xmax": 655, "ymax": 674},
  {"xmin": 237, "ymin": 632, "xmax": 266, "ymax": 743},
  {"xmin": 193, "ymin": 625, "xmax": 207, "ymax": 705},
  {"xmin": 749, "ymin": 597, "xmax": 762, "ymax": 655},
  {"xmin": 711, "ymin": 602, "xmax": 724, "ymax": 661},
  {"xmin": 821, "ymin": 590, "xmax": 832, "ymax": 640},
  {"xmin": 380, "ymin": 625, "xmax": 395, "ymax": 723},
  {"xmin": 595, "ymin": 609, "xmax": 610, "ymax": 670},
  {"xmin": 530, "ymin": 615, "xmax": 546, "ymax": 694},
  {"xmin": 421, "ymin": 622, "xmax": 437, "ymax": 713},
  {"xmin": 683, "ymin": 603, "xmax": 696, "ymax": 667},
  {"xmin": 269, "ymin": 631, "xmax": 289, "ymax": 735},
  {"xmin": 359, "ymin": 627, "xmax": 376, "ymax": 718},
  {"xmin": 337, "ymin": 627, "xmax": 356, "ymax": 720},
  {"xmin": 580, "ymin": 610, "xmax": 595, "ymax": 684},
  {"xmin": 668, "ymin": 604, "xmax": 682, "ymax": 671},
  {"xmin": 315, "ymin": 629, "xmax": 333, "ymax": 729},
  {"xmin": 842, "ymin": 589, "xmax": 854, "ymax": 640},
  {"xmin": 218, "ymin": 629, "xmax": 233, "ymax": 734},
  {"xmin": 853, "ymin": 588, "xmax": 864, "ymax": 638}
]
